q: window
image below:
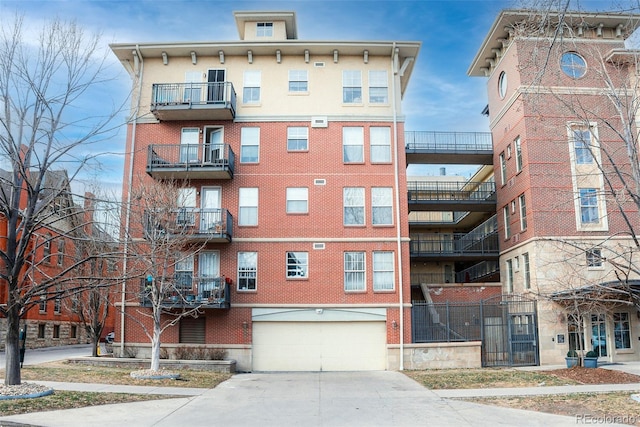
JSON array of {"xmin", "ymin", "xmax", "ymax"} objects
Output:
[
  {"xmin": 573, "ymin": 129, "xmax": 594, "ymax": 164},
  {"xmin": 344, "ymin": 252, "xmax": 365, "ymax": 291},
  {"xmin": 175, "ymin": 254, "xmax": 194, "ymax": 290},
  {"xmin": 503, "ymin": 205, "xmax": 511, "ymax": 239},
  {"xmin": 523, "ymin": 253, "xmax": 531, "ymax": 289},
  {"xmin": 506, "ymin": 259, "xmax": 513, "ymax": 293},
  {"xmin": 39, "ymin": 295, "xmax": 46, "ymax": 312},
  {"xmin": 287, "ymin": 127, "xmax": 308, "ymax": 151},
  {"xmin": 176, "ymin": 188, "xmax": 196, "ymax": 226},
  {"xmin": 372, "ymin": 187, "xmax": 392, "ymax": 225},
  {"xmin": 344, "ymin": 187, "xmax": 365, "ymax": 225},
  {"xmin": 240, "ymin": 127, "xmax": 260, "ymax": 163},
  {"xmin": 342, "ymin": 70, "xmax": 362, "ymax": 103},
  {"xmin": 373, "ymin": 251, "xmax": 394, "ymax": 291},
  {"xmin": 180, "ymin": 127, "xmax": 199, "ymax": 163},
  {"xmin": 243, "ymin": 70, "xmax": 261, "ymax": 103},
  {"xmin": 286, "ymin": 252, "xmax": 308, "ymax": 278},
  {"xmin": 370, "ymin": 127, "xmax": 391, "ymax": 163},
  {"xmin": 70, "ymin": 325, "xmax": 77, "ymax": 339},
  {"xmin": 57, "ymin": 239, "xmax": 65, "ymax": 266},
  {"xmin": 53, "ymin": 325, "xmax": 60, "ymax": 339},
  {"xmin": 579, "ymin": 188, "xmax": 599, "ymax": 224},
  {"xmin": 498, "ymin": 71, "xmax": 507, "ymax": 98},
  {"xmin": 238, "ymin": 252, "xmax": 257, "ymax": 291},
  {"xmin": 239, "ymin": 188, "xmax": 258, "ymax": 226},
  {"xmin": 586, "ymin": 248, "xmax": 603, "ymax": 268},
  {"xmin": 561, "ymin": 52, "xmax": 587, "ymax": 79},
  {"xmin": 256, "ymin": 22, "xmax": 273, "ymax": 37},
  {"xmin": 38, "ymin": 324, "xmax": 45, "ymax": 339},
  {"xmin": 614, "ymin": 312, "xmax": 631, "ymax": 350},
  {"xmin": 519, "ymin": 194, "xmax": 527, "ymax": 231},
  {"xmin": 343, "ymin": 127, "xmax": 364, "ymax": 163},
  {"xmin": 368, "ymin": 70, "xmax": 388, "ymax": 103},
  {"xmin": 499, "ymin": 152, "xmax": 506, "ymax": 186},
  {"xmin": 286, "ymin": 187, "xmax": 308, "ymax": 214},
  {"xmin": 43, "ymin": 234, "xmax": 51, "ymax": 263},
  {"xmin": 515, "ymin": 137, "xmax": 523, "ymax": 172},
  {"xmin": 54, "ymin": 287, "xmax": 61, "ymax": 313},
  {"xmin": 288, "ymin": 70, "xmax": 308, "ymax": 92}
]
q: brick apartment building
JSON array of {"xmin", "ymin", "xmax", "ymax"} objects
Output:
[{"xmin": 110, "ymin": 11, "xmax": 420, "ymax": 371}]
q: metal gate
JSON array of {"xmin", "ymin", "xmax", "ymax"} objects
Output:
[{"xmin": 482, "ymin": 294, "xmax": 539, "ymax": 367}]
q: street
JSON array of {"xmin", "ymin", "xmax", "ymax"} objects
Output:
[{"xmin": 0, "ymin": 344, "xmax": 92, "ymax": 367}]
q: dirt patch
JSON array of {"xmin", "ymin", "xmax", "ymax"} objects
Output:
[{"xmin": 545, "ymin": 367, "xmax": 640, "ymax": 384}]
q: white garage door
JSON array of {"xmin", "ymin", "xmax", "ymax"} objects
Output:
[{"xmin": 252, "ymin": 321, "xmax": 387, "ymax": 371}]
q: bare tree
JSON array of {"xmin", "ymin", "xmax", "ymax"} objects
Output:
[
  {"xmin": 124, "ymin": 178, "xmax": 221, "ymax": 372},
  {"xmin": 0, "ymin": 16, "xmax": 122, "ymax": 385}
]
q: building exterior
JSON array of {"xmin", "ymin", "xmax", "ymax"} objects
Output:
[
  {"xmin": 469, "ymin": 10, "xmax": 640, "ymax": 365},
  {"xmin": 110, "ymin": 11, "xmax": 420, "ymax": 371}
]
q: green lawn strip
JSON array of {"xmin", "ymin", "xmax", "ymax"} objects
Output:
[
  {"xmin": 404, "ymin": 369, "xmax": 579, "ymax": 389},
  {"xmin": 0, "ymin": 390, "xmax": 180, "ymax": 417}
]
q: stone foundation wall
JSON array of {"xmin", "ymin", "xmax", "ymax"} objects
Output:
[{"xmin": 388, "ymin": 342, "xmax": 482, "ymax": 370}]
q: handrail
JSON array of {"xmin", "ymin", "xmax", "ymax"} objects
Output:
[{"xmin": 405, "ymin": 131, "xmax": 493, "ymax": 151}]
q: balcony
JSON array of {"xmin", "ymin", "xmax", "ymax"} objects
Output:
[
  {"xmin": 147, "ymin": 144, "xmax": 235, "ymax": 180},
  {"xmin": 145, "ymin": 208, "xmax": 233, "ymax": 243},
  {"xmin": 410, "ymin": 261, "xmax": 500, "ymax": 286},
  {"xmin": 139, "ymin": 276, "xmax": 230, "ymax": 309},
  {"xmin": 405, "ymin": 131, "xmax": 493, "ymax": 165},
  {"xmin": 409, "ymin": 231, "xmax": 499, "ymax": 261},
  {"xmin": 408, "ymin": 181, "xmax": 496, "ymax": 212},
  {"xmin": 151, "ymin": 82, "xmax": 236, "ymax": 121}
]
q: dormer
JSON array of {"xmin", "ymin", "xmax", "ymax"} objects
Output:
[{"xmin": 234, "ymin": 11, "xmax": 297, "ymax": 41}]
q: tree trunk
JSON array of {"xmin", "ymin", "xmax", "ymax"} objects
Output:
[
  {"xmin": 150, "ymin": 315, "xmax": 161, "ymax": 371},
  {"xmin": 4, "ymin": 305, "xmax": 22, "ymax": 386}
]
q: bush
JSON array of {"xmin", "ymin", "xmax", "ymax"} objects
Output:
[
  {"xmin": 159, "ymin": 348, "xmax": 170, "ymax": 359},
  {"xmin": 207, "ymin": 348, "xmax": 227, "ymax": 360},
  {"xmin": 122, "ymin": 347, "xmax": 138, "ymax": 358},
  {"xmin": 585, "ymin": 350, "xmax": 598, "ymax": 358},
  {"xmin": 172, "ymin": 346, "xmax": 191, "ymax": 360},
  {"xmin": 566, "ymin": 349, "xmax": 578, "ymax": 358}
]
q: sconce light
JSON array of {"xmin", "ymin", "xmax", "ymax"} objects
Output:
[
  {"xmin": 363, "ymin": 50, "xmax": 369, "ymax": 64},
  {"xmin": 304, "ymin": 49, "xmax": 310, "ymax": 63},
  {"xmin": 597, "ymin": 23, "xmax": 604, "ymax": 37},
  {"xmin": 316, "ymin": 308, "xmax": 323, "ymax": 315},
  {"xmin": 161, "ymin": 51, "xmax": 168, "ymax": 65},
  {"xmin": 242, "ymin": 321, "xmax": 249, "ymax": 330},
  {"xmin": 218, "ymin": 50, "xmax": 225, "ymax": 64},
  {"xmin": 333, "ymin": 49, "xmax": 339, "ymax": 63},
  {"xmin": 392, "ymin": 320, "xmax": 398, "ymax": 330},
  {"xmin": 276, "ymin": 49, "xmax": 281, "ymax": 63},
  {"xmin": 247, "ymin": 50, "xmax": 253, "ymax": 64},
  {"xmin": 191, "ymin": 51, "xmax": 197, "ymax": 65}
]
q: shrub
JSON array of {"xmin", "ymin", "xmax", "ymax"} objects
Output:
[
  {"xmin": 173, "ymin": 346, "xmax": 191, "ymax": 360},
  {"xmin": 566, "ymin": 349, "xmax": 578, "ymax": 358},
  {"xmin": 122, "ymin": 347, "xmax": 138, "ymax": 358},
  {"xmin": 585, "ymin": 350, "xmax": 598, "ymax": 358},
  {"xmin": 159, "ymin": 348, "xmax": 170, "ymax": 359},
  {"xmin": 207, "ymin": 348, "xmax": 227, "ymax": 360}
]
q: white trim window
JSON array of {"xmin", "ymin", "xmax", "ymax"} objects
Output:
[
  {"xmin": 238, "ymin": 188, "xmax": 258, "ymax": 226},
  {"xmin": 286, "ymin": 187, "xmax": 308, "ymax": 214},
  {"xmin": 342, "ymin": 70, "xmax": 362, "ymax": 103},
  {"xmin": 573, "ymin": 128, "xmax": 594, "ymax": 164},
  {"xmin": 506, "ymin": 259, "xmax": 513, "ymax": 293},
  {"xmin": 579, "ymin": 188, "xmax": 599, "ymax": 224},
  {"xmin": 238, "ymin": 252, "xmax": 257, "ymax": 291},
  {"xmin": 372, "ymin": 187, "xmax": 392, "ymax": 225},
  {"xmin": 256, "ymin": 22, "xmax": 273, "ymax": 37},
  {"xmin": 373, "ymin": 251, "xmax": 394, "ymax": 291},
  {"xmin": 586, "ymin": 248, "xmax": 603, "ymax": 268},
  {"xmin": 286, "ymin": 252, "xmax": 308, "ymax": 279},
  {"xmin": 519, "ymin": 193, "xmax": 527, "ymax": 231},
  {"xmin": 368, "ymin": 70, "xmax": 388, "ymax": 103},
  {"xmin": 240, "ymin": 127, "xmax": 260, "ymax": 163},
  {"xmin": 343, "ymin": 127, "xmax": 364, "ymax": 163},
  {"xmin": 614, "ymin": 312, "xmax": 631, "ymax": 350},
  {"xmin": 175, "ymin": 254, "xmax": 194, "ymax": 290},
  {"xmin": 177, "ymin": 187, "xmax": 196, "ymax": 226},
  {"xmin": 344, "ymin": 251, "xmax": 365, "ymax": 291},
  {"xmin": 287, "ymin": 127, "xmax": 308, "ymax": 151},
  {"xmin": 288, "ymin": 70, "xmax": 308, "ymax": 92},
  {"xmin": 515, "ymin": 136, "xmax": 523, "ymax": 172},
  {"xmin": 344, "ymin": 187, "xmax": 365, "ymax": 226},
  {"xmin": 243, "ymin": 70, "xmax": 261, "ymax": 103},
  {"xmin": 499, "ymin": 152, "xmax": 506, "ymax": 186},
  {"xmin": 370, "ymin": 127, "xmax": 391, "ymax": 163},
  {"xmin": 503, "ymin": 205, "xmax": 511, "ymax": 239},
  {"xmin": 523, "ymin": 252, "xmax": 530, "ymax": 290}
]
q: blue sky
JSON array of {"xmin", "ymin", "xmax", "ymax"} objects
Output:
[{"xmin": 2, "ymin": 0, "xmax": 633, "ymax": 190}]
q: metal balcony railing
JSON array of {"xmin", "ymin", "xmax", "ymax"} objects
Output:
[
  {"xmin": 410, "ymin": 231, "xmax": 499, "ymax": 257},
  {"xmin": 456, "ymin": 261, "xmax": 500, "ymax": 283},
  {"xmin": 139, "ymin": 276, "xmax": 230, "ymax": 309},
  {"xmin": 144, "ymin": 208, "xmax": 233, "ymax": 242},
  {"xmin": 407, "ymin": 181, "xmax": 496, "ymax": 202},
  {"xmin": 147, "ymin": 143, "xmax": 235, "ymax": 178},
  {"xmin": 405, "ymin": 131, "xmax": 493, "ymax": 151},
  {"xmin": 150, "ymin": 82, "xmax": 236, "ymax": 120}
]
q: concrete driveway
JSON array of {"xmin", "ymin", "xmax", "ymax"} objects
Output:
[{"xmin": 2, "ymin": 371, "xmax": 589, "ymax": 427}]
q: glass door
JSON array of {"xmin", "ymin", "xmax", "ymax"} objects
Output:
[
  {"xmin": 198, "ymin": 251, "xmax": 220, "ymax": 299},
  {"xmin": 180, "ymin": 128, "xmax": 199, "ymax": 163},
  {"xmin": 207, "ymin": 69, "xmax": 225, "ymax": 103},
  {"xmin": 200, "ymin": 187, "xmax": 221, "ymax": 232},
  {"xmin": 204, "ymin": 127, "xmax": 223, "ymax": 163},
  {"xmin": 591, "ymin": 314, "xmax": 607, "ymax": 357}
]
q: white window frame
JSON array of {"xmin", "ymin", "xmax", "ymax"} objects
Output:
[
  {"xmin": 370, "ymin": 127, "xmax": 391, "ymax": 163},
  {"xmin": 523, "ymin": 252, "xmax": 531, "ymax": 289},
  {"xmin": 288, "ymin": 70, "xmax": 308, "ymax": 92},
  {"xmin": 519, "ymin": 193, "xmax": 527, "ymax": 231},
  {"xmin": 343, "ymin": 127, "xmax": 364, "ymax": 163},
  {"xmin": 506, "ymin": 259, "xmax": 513, "ymax": 293},
  {"xmin": 573, "ymin": 128, "xmax": 594, "ymax": 164},
  {"xmin": 499, "ymin": 152, "xmax": 506, "ymax": 186},
  {"xmin": 240, "ymin": 127, "xmax": 260, "ymax": 163},
  {"xmin": 286, "ymin": 251, "xmax": 308, "ymax": 279},
  {"xmin": 342, "ymin": 70, "xmax": 362, "ymax": 103},
  {"xmin": 239, "ymin": 188, "xmax": 258, "ymax": 226},
  {"xmin": 344, "ymin": 187, "xmax": 365, "ymax": 226},
  {"xmin": 286, "ymin": 187, "xmax": 308, "ymax": 214},
  {"xmin": 237, "ymin": 252, "xmax": 257, "ymax": 291},
  {"xmin": 586, "ymin": 248, "xmax": 603, "ymax": 268},
  {"xmin": 368, "ymin": 70, "xmax": 388, "ymax": 104},
  {"xmin": 256, "ymin": 22, "xmax": 273, "ymax": 37},
  {"xmin": 503, "ymin": 205, "xmax": 511, "ymax": 239},
  {"xmin": 515, "ymin": 136, "xmax": 523, "ymax": 172},
  {"xmin": 344, "ymin": 251, "xmax": 365, "ymax": 291},
  {"xmin": 243, "ymin": 70, "xmax": 261, "ymax": 103},
  {"xmin": 579, "ymin": 188, "xmax": 599, "ymax": 224},
  {"xmin": 614, "ymin": 312, "xmax": 632, "ymax": 350},
  {"xmin": 373, "ymin": 251, "xmax": 394, "ymax": 291},
  {"xmin": 372, "ymin": 187, "xmax": 393, "ymax": 225},
  {"xmin": 287, "ymin": 127, "xmax": 308, "ymax": 151}
]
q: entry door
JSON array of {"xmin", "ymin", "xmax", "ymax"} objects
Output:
[
  {"xmin": 200, "ymin": 187, "xmax": 221, "ymax": 231},
  {"xmin": 204, "ymin": 128, "xmax": 223, "ymax": 163},
  {"xmin": 207, "ymin": 69, "xmax": 225, "ymax": 103},
  {"xmin": 180, "ymin": 128, "xmax": 199, "ymax": 163},
  {"xmin": 591, "ymin": 314, "xmax": 607, "ymax": 357}
]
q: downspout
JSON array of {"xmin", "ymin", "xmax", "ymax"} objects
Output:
[
  {"xmin": 391, "ymin": 43, "xmax": 404, "ymax": 370},
  {"xmin": 120, "ymin": 45, "xmax": 144, "ymax": 356}
]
